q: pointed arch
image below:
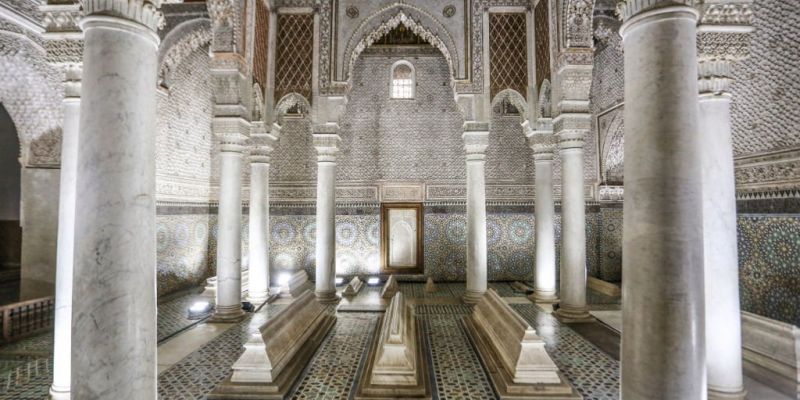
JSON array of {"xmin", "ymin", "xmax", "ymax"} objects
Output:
[{"xmin": 342, "ymin": 5, "xmax": 460, "ymax": 83}]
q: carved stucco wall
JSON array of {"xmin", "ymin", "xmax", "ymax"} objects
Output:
[
  {"xmin": 591, "ymin": 0, "xmax": 800, "ymax": 189},
  {"xmin": 585, "ymin": 0, "xmax": 800, "ymax": 326},
  {"xmin": 156, "ymin": 44, "xmax": 217, "ymax": 202},
  {"xmin": 270, "ymin": 51, "xmax": 535, "ymax": 189},
  {"xmin": 0, "ymin": 30, "xmax": 63, "ymax": 167},
  {"xmin": 338, "ymin": 52, "xmax": 466, "ymax": 183},
  {"xmin": 730, "ymin": 0, "xmax": 800, "ymax": 157}
]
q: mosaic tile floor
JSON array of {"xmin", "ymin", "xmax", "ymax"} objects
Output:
[
  {"xmin": 157, "ymin": 291, "xmax": 208, "ymax": 342},
  {"xmin": 512, "ymin": 304, "xmax": 620, "ymax": 400},
  {"xmin": 0, "ymin": 283, "xmax": 625, "ymax": 400}
]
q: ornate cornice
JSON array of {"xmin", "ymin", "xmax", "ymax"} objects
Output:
[
  {"xmin": 696, "ymin": 1, "xmax": 753, "ymax": 28},
  {"xmin": 41, "ymin": 3, "xmax": 82, "ymax": 35},
  {"xmin": 81, "ymin": 0, "xmax": 165, "ymax": 32}
]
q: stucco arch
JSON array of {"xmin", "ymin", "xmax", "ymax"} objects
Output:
[
  {"xmin": 158, "ymin": 18, "xmax": 212, "ymax": 88},
  {"xmin": 491, "ymin": 89, "xmax": 530, "ymax": 124},
  {"xmin": 538, "ymin": 79, "xmax": 553, "ymax": 119},
  {"xmin": 342, "ymin": 5, "xmax": 460, "ymax": 83},
  {"xmin": 0, "ymin": 30, "xmax": 62, "ymax": 166},
  {"xmin": 274, "ymin": 92, "xmax": 311, "ymax": 124}
]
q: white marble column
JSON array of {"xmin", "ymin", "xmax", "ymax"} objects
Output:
[
  {"xmin": 525, "ymin": 119, "xmax": 558, "ymax": 303},
  {"xmin": 71, "ymin": 2, "xmax": 162, "ymax": 398},
  {"xmin": 555, "ymin": 129, "xmax": 591, "ymax": 321},
  {"xmin": 696, "ymin": 5, "xmax": 753, "ymax": 398},
  {"xmin": 49, "ymin": 64, "xmax": 80, "ymax": 400},
  {"xmin": 313, "ymin": 129, "xmax": 341, "ymax": 304},
  {"xmin": 212, "ymin": 130, "xmax": 247, "ymax": 321},
  {"xmin": 700, "ymin": 86, "xmax": 745, "ymax": 400},
  {"xmin": 462, "ymin": 123, "xmax": 489, "ymax": 304},
  {"xmin": 619, "ymin": 2, "xmax": 706, "ymax": 398},
  {"xmin": 247, "ymin": 124, "xmax": 278, "ymax": 304}
]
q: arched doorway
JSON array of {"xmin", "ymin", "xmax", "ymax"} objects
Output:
[{"xmin": 0, "ymin": 103, "xmax": 21, "ymax": 304}]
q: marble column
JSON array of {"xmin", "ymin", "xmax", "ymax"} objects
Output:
[
  {"xmin": 212, "ymin": 130, "xmax": 248, "ymax": 321},
  {"xmin": 696, "ymin": 6, "xmax": 753, "ymax": 398},
  {"xmin": 313, "ymin": 129, "xmax": 341, "ymax": 304},
  {"xmin": 71, "ymin": 2, "xmax": 162, "ymax": 398},
  {"xmin": 554, "ymin": 129, "xmax": 591, "ymax": 321},
  {"xmin": 247, "ymin": 124, "xmax": 278, "ymax": 304},
  {"xmin": 619, "ymin": 2, "xmax": 706, "ymax": 398},
  {"xmin": 49, "ymin": 64, "xmax": 80, "ymax": 400},
  {"xmin": 462, "ymin": 123, "xmax": 489, "ymax": 304},
  {"xmin": 525, "ymin": 119, "xmax": 558, "ymax": 303},
  {"xmin": 700, "ymin": 82, "xmax": 745, "ymax": 400}
]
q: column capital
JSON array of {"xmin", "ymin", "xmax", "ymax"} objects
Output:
[
  {"xmin": 80, "ymin": 0, "xmax": 165, "ymax": 33},
  {"xmin": 462, "ymin": 125, "xmax": 489, "ymax": 162},
  {"xmin": 617, "ymin": 0, "xmax": 694, "ymax": 22},
  {"xmin": 249, "ymin": 123, "xmax": 277, "ymax": 164},
  {"xmin": 557, "ymin": 130, "xmax": 587, "ymax": 150},
  {"xmin": 553, "ymin": 113, "xmax": 590, "ymax": 136},
  {"xmin": 63, "ymin": 63, "xmax": 82, "ymax": 100},
  {"xmin": 528, "ymin": 134, "xmax": 557, "ymax": 161},
  {"xmin": 214, "ymin": 116, "xmax": 250, "ymax": 153},
  {"xmin": 313, "ymin": 132, "xmax": 341, "ymax": 163},
  {"xmin": 696, "ymin": 1, "xmax": 754, "ymax": 95}
]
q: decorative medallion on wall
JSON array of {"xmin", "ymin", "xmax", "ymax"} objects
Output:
[
  {"xmin": 443, "ymin": 5, "xmax": 456, "ymax": 18},
  {"xmin": 346, "ymin": 5, "xmax": 359, "ymax": 18}
]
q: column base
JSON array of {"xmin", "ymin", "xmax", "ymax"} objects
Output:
[
  {"xmin": 209, "ymin": 304, "xmax": 247, "ymax": 323},
  {"xmin": 528, "ymin": 291, "xmax": 559, "ymax": 304},
  {"xmin": 462, "ymin": 290, "xmax": 486, "ymax": 304},
  {"xmin": 708, "ymin": 387, "xmax": 746, "ymax": 400},
  {"xmin": 554, "ymin": 304, "xmax": 594, "ymax": 323},
  {"xmin": 49, "ymin": 385, "xmax": 70, "ymax": 400},
  {"xmin": 315, "ymin": 290, "xmax": 341, "ymax": 305}
]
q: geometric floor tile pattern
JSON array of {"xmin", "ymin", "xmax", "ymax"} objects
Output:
[
  {"xmin": 157, "ymin": 303, "xmax": 287, "ymax": 400},
  {"xmin": 512, "ymin": 303, "xmax": 621, "ymax": 400},
  {"xmin": 157, "ymin": 291, "xmax": 208, "ymax": 342},
  {"xmin": 417, "ymin": 304, "xmax": 497, "ymax": 399},
  {"xmin": 0, "ymin": 283, "xmax": 625, "ymax": 400},
  {"xmin": 290, "ymin": 313, "xmax": 378, "ymax": 399}
]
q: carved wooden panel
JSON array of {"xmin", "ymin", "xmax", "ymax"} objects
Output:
[
  {"xmin": 275, "ymin": 13, "xmax": 313, "ymax": 103},
  {"xmin": 489, "ymin": 12, "xmax": 528, "ymax": 100},
  {"xmin": 534, "ymin": 0, "xmax": 551, "ymax": 90}
]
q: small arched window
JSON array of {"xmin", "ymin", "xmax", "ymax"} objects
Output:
[{"xmin": 390, "ymin": 61, "xmax": 415, "ymax": 99}]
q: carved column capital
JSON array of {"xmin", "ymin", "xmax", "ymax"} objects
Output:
[
  {"xmin": 553, "ymin": 112, "xmax": 590, "ymax": 151},
  {"xmin": 249, "ymin": 122, "xmax": 277, "ymax": 164},
  {"xmin": 695, "ymin": 0, "xmax": 754, "ymax": 95},
  {"xmin": 462, "ymin": 123, "xmax": 490, "ymax": 163},
  {"xmin": 80, "ymin": 0, "xmax": 165, "ymax": 32},
  {"xmin": 526, "ymin": 118, "xmax": 556, "ymax": 161},
  {"xmin": 63, "ymin": 63, "xmax": 82, "ymax": 100},
  {"xmin": 313, "ymin": 124, "xmax": 341, "ymax": 163},
  {"xmin": 617, "ymin": 0, "xmax": 693, "ymax": 22},
  {"xmin": 214, "ymin": 117, "xmax": 250, "ymax": 153}
]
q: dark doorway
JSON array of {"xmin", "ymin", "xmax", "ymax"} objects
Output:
[{"xmin": 0, "ymin": 104, "xmax": 21, "ymax": 304}]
